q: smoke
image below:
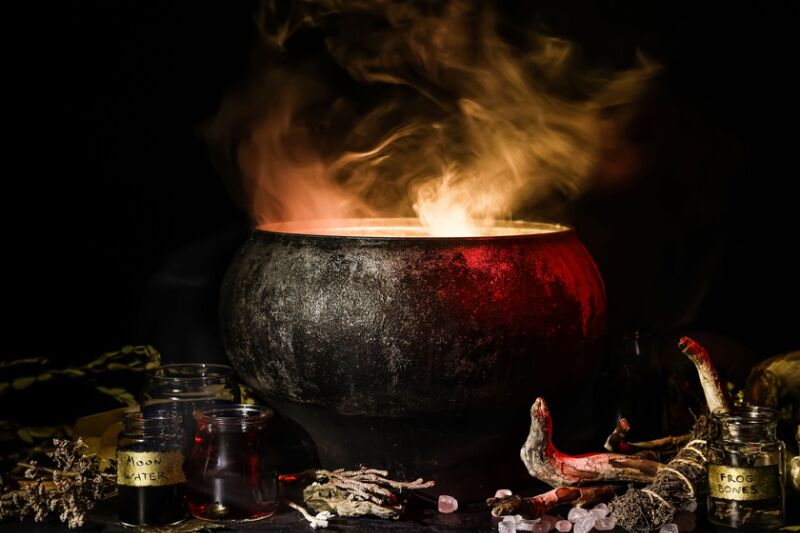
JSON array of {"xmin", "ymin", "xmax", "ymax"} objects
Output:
[{"xmin": 207, "ymin": 0, "xmax": 658, "ymax": 235}]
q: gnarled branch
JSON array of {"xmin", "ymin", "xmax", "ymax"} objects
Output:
[{"xmin": 521, "ymin": 397, "xmax": 662, "ymax": 487}]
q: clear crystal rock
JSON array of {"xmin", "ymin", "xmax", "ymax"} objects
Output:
[
  {"xmin": 594, "ymin": 516, "xmax": 617, "ymax": 531},
  {"xmin": 513, "ymin": 514, "xmax": 525, "ymax": 523},
  {"xmin": 573, "ymin": 523, "xmax": 589, "ymax": 533},
  {"xmin": 590, "ymin": 503, "xmax": 609, "ymax": 518},
  {"xmin": 577, "ymin": 515, "xmax": 596, "ymax": 530},
  {"xmin": 499, "ymin": 521, "xmax": 517, "ymax": 533},
  {"xmin": 554, "ymin": 519, "xmax": 573, "ymax": 532},
  {"xmin": 567, "ymin": 507, "xmax": 589, "ymax": 523},
  {"xmin": 532, "ymin": 521, "xmax": 552, "ymax": 533},
  {"xmin": 495, "ymin": 489, "xmax": 514, "ymax": 498},
  {"xmin": 659, "ymin": 523, "xmax": 679, "ymax": 533},
  {"xmin": 437, "ymin": 494, "xmax": 458, "ymax": 513},
  {"xmin": 516, "ymin": 519, "xmax": 539, "ymax": 531},
  {"xmin": 503, "ymin": 516, "xmax": 517, "ymax": 523}
]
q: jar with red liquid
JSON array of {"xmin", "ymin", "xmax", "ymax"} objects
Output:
[{"xmin": 187, "ymin": 404, "xmax": 279, "ymax": 522}]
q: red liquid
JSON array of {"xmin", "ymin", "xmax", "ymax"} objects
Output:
[{"xmin": 186, "ymin": 428, "xmax": 278, "ymax": 521}]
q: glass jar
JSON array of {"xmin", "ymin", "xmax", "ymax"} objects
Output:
[
  {"xmin": 117, "ymin": 411, "xmax": 187, "ymax": 527},
  {"xmin": 186, "ymin": 404, "xmax": 279, "ymax": 522},
  {"xmin": 141, "ymin": 363, "xmax": 240, "ymax": 458},
  {"xmin": 707, "ymin": 405, "xmax": 786, "ymax": 530}
]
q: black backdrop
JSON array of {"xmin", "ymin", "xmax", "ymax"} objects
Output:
[{"xmin": 5, "ymin": 1, "xmax": 799, "ymax": 367}]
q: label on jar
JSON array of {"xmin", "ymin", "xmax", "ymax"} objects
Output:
[
  {"xmin": 708, "ymin": 464, "xmax": 780, "ymax": 501},
  {"xmin": 117, "ymin": 450, "xmax": 185, "ymax": 487}
]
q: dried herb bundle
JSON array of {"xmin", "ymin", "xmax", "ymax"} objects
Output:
[
  {"xmin": 0, "ymin": 438, "xmax": 116, "ymax": 528},
  {"xmin": 610, "ymin": 415, "xmax": 718, "ymax": 532},
  {"xmin": 282, "ymin": 467, "xmax": 433, "ymax": 527}
]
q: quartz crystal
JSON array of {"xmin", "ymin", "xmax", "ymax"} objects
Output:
[
  {"xmin": 437, "ymin": 495, "xmax": 458, "ymax": 513},
  {"xmin": 590, "ymin": 503, "xmax": 609, "ymax": 518},
  {"xmin": 594, "ymin": 516, "xmax": 616, "ymax": 531},
  {"xmin": 516, "ymin": 519, "xmax": 539, "ymax": 531},
  {"xmin": 532, "ymin": 522, "xmax": 552, "ymax": 533},
  {"xmin": 659, "ymin": 523, "xmax": 679, "ymax": 533},
  {"xmin": 499, "ymin": 522, "xmax": 517, "ymax": 533},
  {"xmin": 495, "ymin": 489, "xmax": 513, "ymax": 498},
  {"xmin": 572, "ymin": 524, "xmax": 589, "ymax": 533},
  {"xmin": 567, "ymin": 507, "xmax": 589, "ymax": 523},
  {"xmin": 554, "ymin": 519, "xmax": 572, "ymax": 532},
  {"xmin": 578, "ymin": 515, "xmax": 596, "ymax": 529}
]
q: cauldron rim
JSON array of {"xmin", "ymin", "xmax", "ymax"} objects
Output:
[{"xmin": 253, "ymin": 217, "xmax": 573, "ymax": 242}]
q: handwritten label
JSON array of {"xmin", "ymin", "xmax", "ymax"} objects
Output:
[
  {"xmin": 708, "ymin": 464, "xmax": 779, "ymax": 501},
  {"xmin": 117, "ymin": 451, "xmax": 185, "ymax": 487}
]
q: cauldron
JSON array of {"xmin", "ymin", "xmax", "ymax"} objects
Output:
[{"xmin": 220, "ymin": 218, "xmax": 605, "ymax": 498}]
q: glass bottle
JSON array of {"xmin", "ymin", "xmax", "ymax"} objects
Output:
[
  {"xmin": 707, "ymin": 405, "xmax": 786, "ymax": 530},
  {"xmin": 141, "ymin": 363, "xmax": 240, "ymax": 459},
  {"xmin": 602, "ymin": 330, "xmax": 668, "ymax": 441},
  {"xmin": 117, "ymin": 411, "xmax": 187, "ymax": 527},
  {"xmin": 186, "ymin": 404, "xmax": 279, "ymax": 522}
]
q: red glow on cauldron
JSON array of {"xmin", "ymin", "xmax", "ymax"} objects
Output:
[{"xmin": 258, "ymin": 217, "xmax": 604, "ymax": 339}]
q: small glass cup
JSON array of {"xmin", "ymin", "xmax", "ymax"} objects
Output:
[
  {"xmin": 186, "ymin": 404, "xmax": 279, "ymax": 522},
  {"xmin": 141, "ymin": 363, "xmax": 240, "ymax": 458}
]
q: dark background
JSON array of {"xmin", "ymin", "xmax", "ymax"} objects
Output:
[{"xmin": 5, "ymin": 1, "xmax": 799, "ymax": 367}]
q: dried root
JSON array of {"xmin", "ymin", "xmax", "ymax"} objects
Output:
[
  {"xmin": 282, "ymin": 467, "xmax": 434, "ymax": 525},
  {"xmin": 521, "ymin": 397, "xmax": 662, "ymax": 487},
  {"xmin": 488, "ymin": 485, "xmax": 622, "ymax": 518}
]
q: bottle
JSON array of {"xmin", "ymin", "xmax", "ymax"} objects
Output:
[
  {"xmin": 707, "ymin": 405, "xmax": 786, "ymax": 530},
  {"xmin": 117, "ymin": 411, "xmax": 187, "ymax": 527},
  {"xmin": 603, "ymin": 330, "xmax": 668, "ymax": 441}
]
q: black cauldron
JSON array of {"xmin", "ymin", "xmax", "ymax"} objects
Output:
[{"xmin": 220, "ymin": 218, "xmax": 605, "ymax": 498}]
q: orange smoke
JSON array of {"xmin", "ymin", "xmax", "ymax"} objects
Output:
[{"xmin": 207, "ymin": 1, "xmax": 658, "ymax": 236}]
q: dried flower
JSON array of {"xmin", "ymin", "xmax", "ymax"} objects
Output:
[{"xmin": 0, "ymin": 438, "xmax": 116, "ymax": 529}]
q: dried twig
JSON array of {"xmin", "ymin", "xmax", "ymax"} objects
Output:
[
  {"xmin": 286, "ymin": 500, "xmax": 333, "ymax": 529},
  {"xmin": 488, "ymin": 485, "xmax": 622, "ymax": 518},
  {"xmin": 521, "ymin": 397, "xmax": 663, "ymax": 487},
  {"xmin": 604, "ymin": 418, "xmax": 690, "ymax": 455}
]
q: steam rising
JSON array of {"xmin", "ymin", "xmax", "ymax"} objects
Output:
[{"xmin": 208, "ymin": 1, "xmax": 658, "ymax": 236}]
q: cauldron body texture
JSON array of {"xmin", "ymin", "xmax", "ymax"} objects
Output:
[{"xmin": 221, "ymin": 219, "xmax": 606, "ymax": 498}]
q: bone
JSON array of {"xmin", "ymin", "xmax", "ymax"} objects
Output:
[
  {"xmin": 679, "ymin": 336, "xmax": 728, "ymax": 413},
  {"xmin": 521, "ymin": 397, "xmax": 662, "ymax": 487}
]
